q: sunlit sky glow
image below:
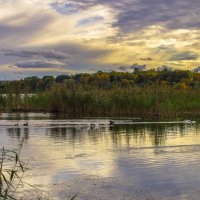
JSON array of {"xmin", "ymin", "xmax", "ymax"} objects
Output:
[{"xmin": 1, "ymin": 0, "xmax": 200, "ymax": 79}]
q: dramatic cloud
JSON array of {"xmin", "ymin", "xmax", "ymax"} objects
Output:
[
  {"xmin": 13, "ymin": 60, "xmax": 66, "ymax": 69},
  {"xmin": 3, "ymin": 49, "xmax": 70, "ymax": 60},
  {"xmin": 1, "ymin": 0, "xmax": 200, "ymax": 79}
]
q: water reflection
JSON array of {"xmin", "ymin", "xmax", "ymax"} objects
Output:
[
  {"xmin": 6, "ymin": 122, "xmax": 197, "ymax": 148},
  {"xmin": 37, "ymin": 123, "xmax": 200, "ymax": 148},
  {"xmin": 7, "ymin": 127, "xmax": 29, "ymax": 140},
  {"xmin": 4, "ymin": 121, "xmax": 200, "ymax": 159}
]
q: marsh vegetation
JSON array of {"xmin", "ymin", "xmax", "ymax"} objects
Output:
[{"xmin": 0, "ymin": 69, "xmax": 200, "ymax": 118}]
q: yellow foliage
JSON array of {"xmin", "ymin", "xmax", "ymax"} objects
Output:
[{"xmin": 180, "ymin": 82, "xmax": 188, "ymax": 90}]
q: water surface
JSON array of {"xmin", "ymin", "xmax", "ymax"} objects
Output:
[{"xmin": 0, "ymin": 113, "xmax": 200, "ymax": 199}]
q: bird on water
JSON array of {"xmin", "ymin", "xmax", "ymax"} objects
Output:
[
  {"xmin": 24, "ymin": 122, "xmax": 29, "ymax": 126},
  {"xmin": 109, "ymin": 120, "xmax": 114, "ymax": 127}
]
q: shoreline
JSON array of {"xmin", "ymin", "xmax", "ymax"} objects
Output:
[{"xmin": 1, "ymin": 110, "xmax": 200, "ymax": 120}]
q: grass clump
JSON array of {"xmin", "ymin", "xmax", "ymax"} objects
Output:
[{"xmin": 0, "ymin": 140, "xmax": 28, "ymax": 199}]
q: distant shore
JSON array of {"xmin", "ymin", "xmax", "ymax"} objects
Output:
[{"xmin": 0, "ymin": 70, "xmax": 200, "ymax": 119}]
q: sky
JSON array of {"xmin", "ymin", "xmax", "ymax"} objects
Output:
[{"xmin": 1, "ymin": 0, "xmax": 200, "ymax": 79}]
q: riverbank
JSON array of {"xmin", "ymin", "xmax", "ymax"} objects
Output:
[{"xmin": 0, "ymin": 110, "xmax": 200, "ymax": 121}]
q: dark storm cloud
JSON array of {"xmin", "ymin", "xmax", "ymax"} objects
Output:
[
  {"xmin": 1, "ymin": 0, "xmax": 200, "ymax": 80},
  {"xmin": 117, "ymin": 0, "xmax": 200, "ymax": 31},
  {"xmin": 0, "ymin": 43, "xmax": 114, "ymax": 72},
  {"xmin": 170, "ymin": 51, "xmax": 199, "ymax": 61},
  {"xmin": 5, "ymin": 43, "xmax": 114, "ymax": 71},
  {"xmin": 51, "ymin": 44, "xmax": 114, "ymax": 71},
  {"xmin": 60, "ymin": 0, "xmax": 200, "ymax": 32},
  {"xmin": 3, "ymin": 49, "xmax": 70, "ymax": 60},
  {"xmin": 14, "ymin": 60, "xmax": 66, "ymax": 69}
]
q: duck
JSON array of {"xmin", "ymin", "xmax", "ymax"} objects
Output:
[
  {"xmin": 109, "ymin": 120, "xmax": 115, "ymax": 127},
  {"xmin": 183, "ymin": 120, "xmax": 196, "ymax": 125},
  {"xmin": 24, "ymin": 122, "xmax": 29, "ymax": 126}
]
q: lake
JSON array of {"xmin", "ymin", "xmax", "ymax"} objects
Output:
[{"xmin": 0, "ymin": 113, "xmax": 200, "ymax": 200}]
